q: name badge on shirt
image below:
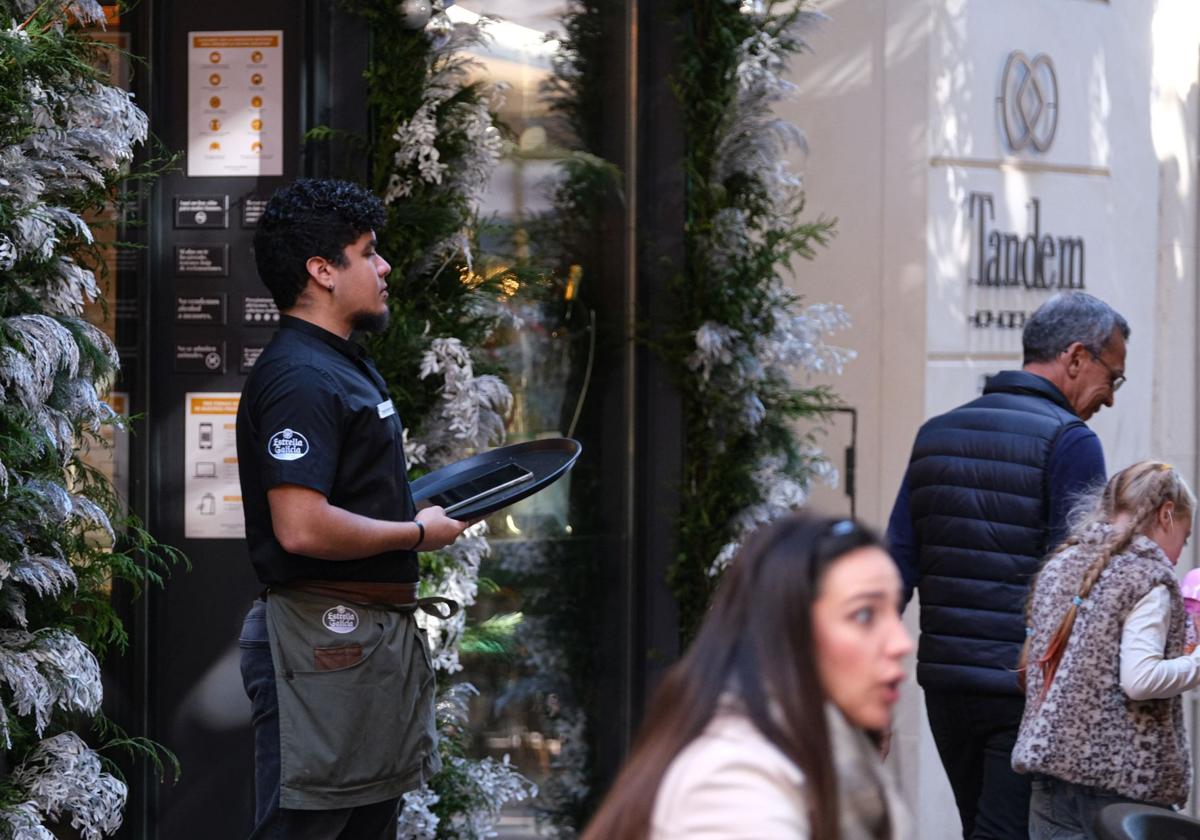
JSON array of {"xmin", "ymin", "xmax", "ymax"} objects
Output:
[{"xmin": 377, "ymin": 399, "xmax": 395, "ymax": 419}]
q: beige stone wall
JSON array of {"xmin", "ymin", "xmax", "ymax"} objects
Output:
[{"xmin": 781, "ymin": 0, "xmax": 1200, "ymax": 830}]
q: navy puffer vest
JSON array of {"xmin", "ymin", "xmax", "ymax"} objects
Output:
[{"xmin": 908, "ymin": 371, "xmax": 1086, "ymax": 696}]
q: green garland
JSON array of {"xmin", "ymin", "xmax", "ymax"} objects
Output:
[
  {"xmin": 0, "ymin": 2, "xmax": 180, "ymax": 833},
  {"xmin": 669, "ymin": 0, "xmax": 841, "ymax": 640},
  {"xmin": 344, "ymin": 3, "xmax": 509, "ymax": 422}
]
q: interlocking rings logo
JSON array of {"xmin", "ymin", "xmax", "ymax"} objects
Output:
[{"xmin": 999, "ymin": 51, "xmax": 1058, "ymax": 153}]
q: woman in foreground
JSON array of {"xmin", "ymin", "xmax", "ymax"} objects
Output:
[
  {"xmin": 1014, "ymin": 461, "xmax": 1200, "ymax": 838},
  {"xmin": 582, "ymin": 513, "xmax": 913, "ymax": 840}
]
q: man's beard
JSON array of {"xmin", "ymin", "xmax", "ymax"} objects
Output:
[{"xmin": 351, "ymin": 308, "xmax": 390, "ymax": 334}]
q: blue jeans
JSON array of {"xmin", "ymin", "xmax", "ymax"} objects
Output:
[
  {"xmin": 239, "ymin": 599, "xmax": 401, "ymax": 839},
  {"xmin": 1029, "ymin": 776, "xmax": 1140, "ymax": 840}
]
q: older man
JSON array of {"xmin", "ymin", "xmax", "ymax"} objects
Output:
[{"xmin": 887, "ymin": 291, "xmax": 1129, "ymax": 840}]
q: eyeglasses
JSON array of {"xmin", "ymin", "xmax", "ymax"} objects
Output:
[{"xmin": 1088, "ymin": 351, "xmax": 1126, "ymax": 392}]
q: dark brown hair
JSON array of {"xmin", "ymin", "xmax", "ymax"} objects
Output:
[{"xmin": 580, "ymin": 513, "xmax": 883, "ymax": 840}]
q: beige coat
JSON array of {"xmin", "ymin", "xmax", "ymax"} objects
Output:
[{"xmin": 649, "ymin": 706, "xmax": 909, "ymax": 840}]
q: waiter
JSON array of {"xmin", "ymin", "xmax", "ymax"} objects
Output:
[{"xmin": 236, "ymin": 178, "xmax": 468, "ymax": 838}]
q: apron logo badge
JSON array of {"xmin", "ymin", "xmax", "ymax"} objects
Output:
[
  {"xmin": 268, "ymin": 428, "xmax": 309, "ymax": 461},
  {"xmin": 322, "ymin": 605, "xmax": 359, "ymax": 634}
]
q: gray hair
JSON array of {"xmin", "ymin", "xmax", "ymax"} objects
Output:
[{"xmin": 1022, "ymin": 292, "xmax": 1130, "ymax": 364}]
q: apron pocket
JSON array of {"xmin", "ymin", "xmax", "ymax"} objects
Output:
[
  {"xmin": 314, "ymin": 643, "xmax": 363, "ymax": 671},
  {"xmin": 267, "ymin": 593, "xmax": 438, "ymax": 808}
]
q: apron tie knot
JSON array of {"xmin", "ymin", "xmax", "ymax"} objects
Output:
[{"xmin": 415, "ymin": 596, "xmax": 459, "ymax": 620}]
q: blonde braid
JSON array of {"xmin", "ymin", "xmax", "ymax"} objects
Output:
[
  {"xmin": 1033, "ymin": 462, "xmax": 1188, "ymax": 700},
  {"xmin": 1077, "ymin": 498, "xmax": 1158, "ymax": 598}
]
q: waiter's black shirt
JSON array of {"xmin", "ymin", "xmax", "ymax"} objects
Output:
[{"xmin": 236, "ymin": 315, "xmax": 417, "ymax": 584}]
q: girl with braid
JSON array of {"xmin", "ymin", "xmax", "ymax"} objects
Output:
[{"xmin": 1013, "ymin": 461, "xmax": 1198, "ymax": 839}]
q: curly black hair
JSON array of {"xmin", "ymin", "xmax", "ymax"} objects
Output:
[{"xmin": 253, "ymin": 178, "xmax": 388, "ymax": 310}]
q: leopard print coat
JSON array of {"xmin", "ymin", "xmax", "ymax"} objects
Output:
[{"xmin": 1011, "ymin": 523, "xmax": 1189, "ymax": 806}]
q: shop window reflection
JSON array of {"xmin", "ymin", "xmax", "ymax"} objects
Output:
[{"xmin": 450, "ymin": 2, "xmax": 597, "ymax": 836}]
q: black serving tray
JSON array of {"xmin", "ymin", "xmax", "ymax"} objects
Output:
[{"xmin": 410, "ymin": 438, "xmax": 582, "ymax": 521}]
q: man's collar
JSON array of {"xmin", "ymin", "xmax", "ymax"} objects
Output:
[
  {"xmin": 279, "ymin": 314, "xmax": 365, "ymax": 360},
  {"xmin": 983, "ymin": 370, "xmax": 1077, "ymax": 416}
]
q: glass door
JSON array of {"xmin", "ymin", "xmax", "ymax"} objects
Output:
[{"xmin": 444, "ymin": 2, "xmax": 633, "ymax": 835}]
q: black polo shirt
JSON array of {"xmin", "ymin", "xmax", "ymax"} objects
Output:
[{"xmin": 236, "ymin": 315, "xmax": 418, "ymax": 585}]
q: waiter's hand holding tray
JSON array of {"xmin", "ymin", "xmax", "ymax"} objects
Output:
[{"xmin": 411, "ymin": 438, "xmax": 582, "ymax": 521}]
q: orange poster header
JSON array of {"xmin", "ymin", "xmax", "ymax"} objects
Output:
[
  {"xmin": 190, "ymin": 397, "xmax": 240, "ymax": 415},
  {"xmin": 193, "ymin": 35, "xmax": 279, "ymax": 48}
]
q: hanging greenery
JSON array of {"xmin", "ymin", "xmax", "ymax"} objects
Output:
[
  {"xmin": 0, "ymin": 0, "xmax": 180, "ymax": 836},
  {"xmin": 336, "ymin": 2, "xmax": 536, "ymax": 836},
  {"xmin": 670, "ymin": 0, "xmax": 853, "ymax": 640}
]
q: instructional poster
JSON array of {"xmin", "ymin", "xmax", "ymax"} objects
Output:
[
  {"xmin": 187, "ymin": 30, "xmax": 283, "ymax": 177},
  {"xmin": 185, "ymin": 393, "xmax": 245, "ymax": 539}
]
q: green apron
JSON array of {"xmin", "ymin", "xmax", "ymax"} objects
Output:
[{"xmin": 265, "ymin": 589, "xmax": 448, "ymax": 810}]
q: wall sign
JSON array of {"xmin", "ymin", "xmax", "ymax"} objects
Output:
[
  {"xmin": 240, "ymin": 344, "xmax": 265, "ymax": 373},
  {"xmin": 967, "ymin": 192, "xmax": 1084, "ymax": 330},
  {"xmin": 175, "ymin": 341, "xmax": 226, "ymax": 373},
  {"xmin": 999, "ymin": 51, "xmax": 1058, "ymax": 153},
  {"xmin": 968, "ymin": 192, "xmax": 1084, "ymax": 288},
  {"xmin": 241, "ymin": 195, "xmax": 269, "ymax": 227},
  {"xmin": 242, "ymin": 296, "xmax": 280, "ymax": 325},
  {"xmin": 175, "ymin": 244, "xmax": 230, "ymax": 276},
  {"xmin": 184, "ymin": 393, "xmax": 245, "ymax": 539},
  {"xmin": 187, "ymin": 30, "xmax": 284, "ymax": 177},
  {"xmin": 174, "ymin": 195, "xmax": 229, "ymax": 228},
  {"xmin": 175, "ymin": 294, "xmax": 227, "ymax": 324}
]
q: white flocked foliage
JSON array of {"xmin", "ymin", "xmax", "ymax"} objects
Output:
[
  {"xmin": 691, "ymin": 7, "xmax": 856, "ymax": 578},
  {"xmin": 0, "ymin": 4, "xmax": 148, "ymax": 835}
]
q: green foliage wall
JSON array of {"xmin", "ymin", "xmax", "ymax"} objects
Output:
[
  {"xmin": 0, "ymin": 2, "xmax": 178, "ymax": 835},
  {"xmin": 669, "ymin": 0, "xmax": 847, "ymax": 639}
]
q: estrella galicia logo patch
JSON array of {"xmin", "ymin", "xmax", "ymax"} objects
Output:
[
  {"xmin": 322, "ymin": 605, "xmax": 359, "ymax": 634},
  {"xmin": 267, "ymin": 428, "xmax": 309, "ymax": 461}
]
